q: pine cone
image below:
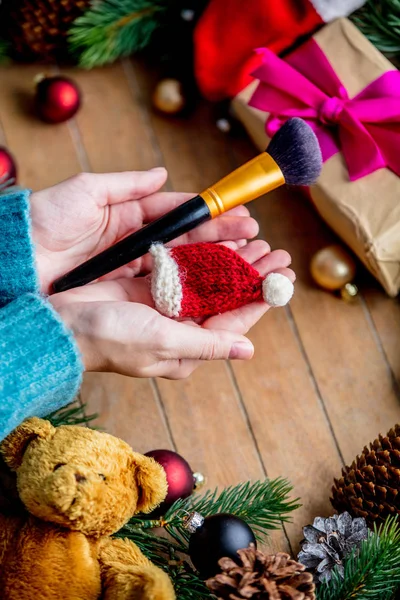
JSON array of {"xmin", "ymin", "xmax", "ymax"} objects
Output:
[
  {"xmin": 206, "ymin": 545, "xmax": 315, "ymax": 600},
  {"xmin": 297, "ymin": 512, "xmax": 368, "ymax": 584},
  {"xmin": 0, "ymin": 0, "xmax": 91, "ymax": 62},
  {"xmin": 331, "ymin": 425, "xmax": 400, "ymax": 526}
]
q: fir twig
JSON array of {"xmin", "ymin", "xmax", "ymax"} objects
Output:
[
  {"xmin": 128, "ymin": 478, "xmax": 300, "ymax": 546},
  {"xmin": 45, "ymin": 401, "xmax": 99, "ymax": 429},
  {"xmin": 316, "ymin": 517, "xmax": 400, "ymax": 600},
  {"xmin": 68, "ymin": 0, "xmax": 167, "ymax": 68},
  {"xmin": 352, "ymin": 0, "xmax": 400, "ymax": 56},
  {"xmin": 166, "ymin": 478, "xmax": 300, "ymax": 543}
]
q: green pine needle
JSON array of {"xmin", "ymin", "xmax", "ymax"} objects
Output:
[
  {"xmin": 352, "ymin": 0, "xmax": 400, "ymax": 56},
  {"xmin": 45, "ymin": 401, "xmax": 100, "ymax": 429},
  {"xmin": 68, "ymin": 0, "xmax": 167, "ymax": 68},
  {"xmin": 0, "ymin": 39, "xmax": 11, "ymax": 64},
  {"xmin": 316, "ymin": 517, "xmax": 400, "ymax": 600}
]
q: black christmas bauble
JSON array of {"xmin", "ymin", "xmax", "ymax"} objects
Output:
[
  {"xmin": 145, "ymin": 449, "xmax": 195, "ymax": 514},
  {"xmin": 189, "ymin": 513, "xmax": 256, "ymax": 578}
]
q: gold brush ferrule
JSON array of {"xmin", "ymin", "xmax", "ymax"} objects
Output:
[{"xmin": 199, "ymin": 152, "xmax": 285, "ymax": 218}]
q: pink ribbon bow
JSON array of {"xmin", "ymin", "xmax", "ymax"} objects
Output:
[{"xmin": 249, "ymin": 38, "xmax": 400, "ymax": 181}]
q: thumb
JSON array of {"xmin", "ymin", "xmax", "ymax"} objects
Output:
[{"xmin": 166, "ymin": 322, "xmax": 254, "ymax": 361}]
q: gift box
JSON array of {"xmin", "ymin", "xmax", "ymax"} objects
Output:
[{"xmin": 231, "ymin": 18, "xmax": 400, "ymax": 297}]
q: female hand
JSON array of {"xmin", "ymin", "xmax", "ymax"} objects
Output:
[
  {"xmin": 51, "ymin": 241, "xmax": 295, "ymax": 380},
  {"xmin": 30, "ymin": 168, "xmax": 260, "ymax": 294}
]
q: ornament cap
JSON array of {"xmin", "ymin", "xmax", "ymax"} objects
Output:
[
  {"xmin": 193, "ymin": 472, "xmax": 206, "ymax": 491},
  {"xmin": 183, "ymin": 511, "xmax": 205, "ymax": 534},
  {"xmin": 340, "ymin": 282, "xmax": 358, "ymax": 302}
]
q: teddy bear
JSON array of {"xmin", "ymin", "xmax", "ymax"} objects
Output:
[{"xmin": 0, "ymin": 417, "xmax": 176, "ymax": 600}]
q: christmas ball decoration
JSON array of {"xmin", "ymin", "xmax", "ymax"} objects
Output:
[
  {"xmin": 185, "ymin": 512, "xmax": 256, "ymax": 578},
  {"xmin": 145, "ymin": 449, "xmax": 195, "ymax": 512},
  {"xmin": 310, "ymin": 244, "xmax": 358, "ymax": 298},
  {"xmin": 0, "ymin": 147, "xmax": 17, "ymax": 187},
  {"xmin": 331, "ymin": 424, "xmax": 400, "ymax": 527},
  {"xmin": 0, "ymin": 0, "xmax": 91, "ymax": 62},
  {"xmin": 35, "ymin": 76, "xmax": 81, "ymax": 124},
  {"xmin": 152, "ymin": 79, "xmax": 186, "ymax": 115},
  {"xmin": 207, "ymin": 545, "xmax": 316, "ymax": 600}
]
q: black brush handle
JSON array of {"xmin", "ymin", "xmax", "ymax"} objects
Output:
[{"xmin": 52, "ymin": 195, "xmax": 211, "ymax": 293}]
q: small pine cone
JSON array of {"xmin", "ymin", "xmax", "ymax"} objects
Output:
[
  {"xmin": 206, "ymin": 545, "xmax": 315, "ymax": 600},
  {"xmin": 331, "ymin": 424, "xmax": 400, "ymax": 526},
  {"xmin": 0, "ymin": 0, "xmax": 91, "ymax": 62}
]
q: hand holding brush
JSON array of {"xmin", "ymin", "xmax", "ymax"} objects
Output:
[{"xmin": 52, "ymin": 118, "xmax": 322, "ymax": 294}]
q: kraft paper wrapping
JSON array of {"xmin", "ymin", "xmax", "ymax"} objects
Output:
[{"xmin": 231, "ymin": 18, "xmax": 400, "ymax": 297}]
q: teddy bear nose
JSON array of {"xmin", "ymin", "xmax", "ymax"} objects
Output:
[{"xmin": 75, "ymin": 473, "xmax": 87, "ymax": 484}]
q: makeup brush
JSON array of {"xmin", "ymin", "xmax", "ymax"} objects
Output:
[{"xmin": 52, "ymin": 118, "xmax": 322, "ymax": 293}]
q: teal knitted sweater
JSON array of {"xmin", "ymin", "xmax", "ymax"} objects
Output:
[{"xmin": 0, "ymin": 189, "xmax": 83, "ymax": 440}]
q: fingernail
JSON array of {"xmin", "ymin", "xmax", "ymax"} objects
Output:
[
  {"xmin": 229, "ymin": 341, "xmax": 254, "ymax": 360},
  {"xmin": 150, "ymin": 167, "xmax": 166, "ymax": 173}
]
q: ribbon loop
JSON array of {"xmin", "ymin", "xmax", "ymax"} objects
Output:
[{"xmin": 249, "ymin": 39, "xmax": 400, "ymax": 181}]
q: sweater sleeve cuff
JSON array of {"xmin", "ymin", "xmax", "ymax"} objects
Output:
[
  {"xmin": 0, "ymin": 294, "xmax": 83, "ymax": 441},
  {"xmin": 0, "ymin": 189, "xmax": 38, "ymax": 307}
]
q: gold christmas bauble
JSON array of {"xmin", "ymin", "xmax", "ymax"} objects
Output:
[
  {"xmin": 310, "ymin": 244, "xmax": 356, "ymax": 291},
  {"xmin": 152, "ymin": 79, "xmax": 186, "ymax": 115}
]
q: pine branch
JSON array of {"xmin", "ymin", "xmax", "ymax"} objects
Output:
[
  {"xmin": 68, "ymin": 0, "xmax": 167, "ymax": 68},
  {"xmin": 45, "ymin": 400, "xmax": 100, "ymax": 429},
  {"xmin": 128, "ymin": 478, "xmax": 300, "ymax": 546},
  {"xmin": 352, "ymin": 0, "xmax": 400, "ymax": 56},
  {"xmin": 316, "ymin": 517, "xmax": 400, "ymax": 600},
  {"xmin": 166, "ymin": 478, "xmax": 300, "ymax": 543}
]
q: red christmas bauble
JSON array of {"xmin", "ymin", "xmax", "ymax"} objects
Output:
[
  {"xmin": 145, "ymin": 449, "xmax": 195, "ymax": 513},
  {"xmin": 0, "ymin": 147, "xmax": 17, "ymax": 187},
  {"xmin": 35, "ymin": 75, "xmax": 81, "ymax": 124}
]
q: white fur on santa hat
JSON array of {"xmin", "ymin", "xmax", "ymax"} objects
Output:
[
  {"xmin": 262, "ymin": 273, "xmax": 294, "ymax": 307},
  {"xmin": 310, "ymin": 0, "xmax": 366, "ymax": 21}
]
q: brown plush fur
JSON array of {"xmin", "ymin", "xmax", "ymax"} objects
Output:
[{"xmin": 0, "ymin": 418, "xmax": 175, "ymax": 600}]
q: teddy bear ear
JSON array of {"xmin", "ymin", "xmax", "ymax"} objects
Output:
[
  {"xmin": 0, "ymin": 417, "xmax": 55, "ymax": 470},
  {"xmin": 131, "ymin": 453, "xmax": 169, "ymax": 514}
]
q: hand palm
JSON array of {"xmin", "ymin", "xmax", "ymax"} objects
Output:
[{"xmin": 31, "ymin": 170, "xmax": 260, "ymax": 294}]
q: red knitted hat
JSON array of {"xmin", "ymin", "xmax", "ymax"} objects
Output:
[
  {"xmin": 193, "ymin": 0, "xmax": 366, "ymax": 101},
  {"xmin": 150, "ymin": 243, "xmax": 294, "ymax": 319}
]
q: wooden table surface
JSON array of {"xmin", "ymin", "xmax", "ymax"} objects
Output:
[{"xmin": 1, "ymin": 60, "xmax": 399, "ymax": 553}]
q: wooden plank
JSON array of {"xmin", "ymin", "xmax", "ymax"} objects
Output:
[
  {"xmin": 230, "ymin": 303, "xmax": 343, "ymax": 547},
  {"xmin": 62, "ymin": 62, "xmax": 161, "ymax": 173},
  {"xmin": 244, "ymin": 156, "xmax": 400, "ymax": 464},
  {"xmin": 0, "ymin": 65, "xmax": 81, "ymax": 189},
  {"xmin": 130, "ymin": 62, "xmax": 305, "ymax": 551},
  {"xmin": 53, "ymin": 62, "xmax": 172, "ymax": 449},
  {"xmin": 364, "ymin": 286, "xmax": 400, "ymax": 391},
  {"xmin": 81, "ymin": 374, "xmax": 172, "ymax": 453}
]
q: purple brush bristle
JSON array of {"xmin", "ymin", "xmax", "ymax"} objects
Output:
[{"xmin": 267, "ymin": 118, "xmax": 322, "ymax": 186}]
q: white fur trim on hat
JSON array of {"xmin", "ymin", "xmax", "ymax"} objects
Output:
[
  {"xmin": 262, "ymin": 273, "xmax": 294, "ymax": 307},
  {"xmin": 150, "ymin": 244, "xmax": 183, "ymax": 318},
  {"xmin": 310, "ymin": 0, "xmax": 366, "ymax": 21}
]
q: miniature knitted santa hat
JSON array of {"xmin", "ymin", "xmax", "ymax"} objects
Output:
[
  {"xmin": 193, "ymin": 0, "xmax": 366, "ymax": 101},
  {"xmin": 150, "ymin": 243, "xmax": 294, "ymax": 319}
]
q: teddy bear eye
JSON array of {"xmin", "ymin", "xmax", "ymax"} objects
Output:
[
  {"xmin": 53, "ymin": 463, "xmax": 66, "ymax": 471},
  {"xmin": 99, "ymin": 474, "xmax": 106, "ymax": 481}
]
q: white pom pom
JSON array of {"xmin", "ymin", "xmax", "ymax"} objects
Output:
[{"xmin": 262, "ymin": 273, "xmax": 294, "ymax": 307}]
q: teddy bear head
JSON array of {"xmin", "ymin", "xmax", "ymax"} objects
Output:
[{"xmin": 0, "ymin": 418, "xmax": 168, "ymax": 537}]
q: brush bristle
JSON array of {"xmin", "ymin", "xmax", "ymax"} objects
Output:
[{"xmin": 267, "ymin": 118, "xmax": 322, "ymax": 186}]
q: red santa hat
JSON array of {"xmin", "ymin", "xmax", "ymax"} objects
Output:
[
  {"xmin": 193, "ymin": 0, "xmax": 366, "ymax": 101},
  {"xmin": 150, "ymin": 242, "xmax": 294, "ymax": 319}
]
